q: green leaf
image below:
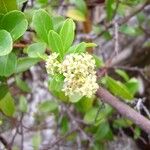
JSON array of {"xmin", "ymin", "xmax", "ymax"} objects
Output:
[
  {"xmin": 95, "ymin": 121, "xmax": 113, "ymax": 141},
  {"xmin": 0, "ymin": 30, "xmax": 12, "ymax": 56},
  {"xmin": 48, "ymin": 74, "xmax": 64, "ymax": 93},
  {"xmin": 0, "ymin": 92, "xmax": 15, "ymax": 116},
  {"xmin": 32, "ymin": 132, "xmax": 41, "ymax": 150},
  {"xmin": 119, "ymin": 25, "xmax": 143, "ymax": 36},
  {"xmin": 1, "ymin": 10, "xmax": 28, "ymax": 41},
  {"xmin": 16, "ymin": 57, "xmax": 40, "ymax": 73},
  {"xmin": 17, "ymin": 0, "xmax": 27, "ymax": 4},
  {"xmin": 106, "ymin": 0, "xmax": 115, "ymax": 21},
  {"xmin": 19, "ymin": 96, "xmax": 28, "ymax": 113},
  {"xmin": 84, "ymin": 107, "xmax": 99, "ymax": 124},
  {"xmin": 48, "ymin": 30, "xmax": 64, "ymax": 59},
  {"xmin": 27, "ymin": 42, "xmax": 46, "ymax": 58},
  {"xmin": 66, "ymin": 9, "xmax": 86, "ymax": 22},
  {"xmin": 115, "ymin": 69, "xmax": 129, "ymax": 81},
  {"xmin": 0, "ymin": 84, "xmax": 8, "ymax": 99},
  {"xmin": 60, "ymin": 116, "xmax": 69, "ymax": 135},
  {"xmin": 125, "ymin": 78, "xmax": 139, "ymax": 95},
  {"xmin": 75, "ymin": 96, "xmax": 94, "ymax": 113},
  {"xmin": 60, "ymin": 19, "xmax": 75, "ymax": 52},
  {"xmin": 38, "ymin": 100, "xmax": 58, "ymax": 113},
  {"xmin": 0, "ymin": 52, "xmax": 17, "ymax": 77},
  {"xmin": 93, "ymin": 55, "xmax": 104, "ymax": 68},
  {"xmin": 113, "ymin": 118, "xmax": 132, "ymax": 128},
  {"xmin": 105, "ymin": 76, "xmax": 133, "ymax": 100},
  {"xmin": 32, "ymin": 9, "xmax": 53, "ymax": 43},
  {"xmin": 71, "ymin": 0, "xmax": 87, "ymax": 15},
  {"xmin": 69, "ymin": 92, "xmax": 83, "ymax": 103},
  {"xmin": 68, "ymin": 42, "xmax": 86, "ymax": 53},
  {"xmin": 0, "ymin": 0, "xmax": 17, "ymax": 14},
  {"xmin": 15, "ymin": 75, "xmax": 31, "ymax": 93}
]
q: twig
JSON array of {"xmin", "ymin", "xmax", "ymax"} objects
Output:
[{"xmin": 97, "ymin": 87, "xmax": 150, "ymax": 134}]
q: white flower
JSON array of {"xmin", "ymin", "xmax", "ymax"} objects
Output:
[
  {"xmin": 60, "ymin": 53, "xmax": 99, "ymax": 98},
  {"xmin": 45, "ymin": 52, "xmax": 60, "ymax": 75}
]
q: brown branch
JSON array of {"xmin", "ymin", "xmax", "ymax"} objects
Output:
[{"xmin": 97, "ymin": 87, "xmax": 150, "ymax": 134}]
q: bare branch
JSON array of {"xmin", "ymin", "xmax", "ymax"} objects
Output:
[{"xmin": 97, "ymin": 87, "xmax": 150, "ymax": 134}]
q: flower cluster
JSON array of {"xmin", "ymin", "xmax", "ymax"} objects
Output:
[
  {"xmin": 45, "ymin": 52, "xmax": 61, "ymax": 75},
  {"xmin": 46, "ymin": 52, "xmax": 99, "ymax": 98}
]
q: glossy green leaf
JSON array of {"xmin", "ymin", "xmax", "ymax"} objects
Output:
[
  {"xmin": 16, "ymin": 57, "xmax": 40, "ymax": 73},
  {"xmin": 60, "ymin": 19, "xmax": 75, "ymax": 52},
  {"xmin": 0, "ymin": 92, "xmax": 15, "ymax": 116},
  {"xmin": 32, "ymin": 9, "xmax": 53, "ymax": 43},
  {"xmin": 0, "ymin": 0, "xmax": 17, "ymax": 14},
  {"xmin": 38, "ymin": 100, "xmax": 58, "ymax": 113},
  {"xmin": 19, "ymin": 96, "xmax": 28, "ymax": 113},
  {"xmin": 0, "ymin": 52, "xmax": 17, "ymax": 77},
  {"xmin": 106, "ymin": 76, "xmax": 133, "ymax": 100},
  {"xmin": 27, "ymin": 42, "xmax": 46, "ymax": 58},
  {"xmin": 66, "ymin": 9, "xmax": 86, "ymax": 22},
  {"xmin": 0, "ymin": 30, "xmax": 12, "ymax": 56},
  {"xmin": 48, "ymin": 30, "xmax": 64, "ymax": 59},
  {"xmin": 1, "ymin": 10, "xmax": 28, "ymax": 41}
]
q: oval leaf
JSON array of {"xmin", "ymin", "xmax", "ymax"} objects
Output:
[
  {"xmin": 60, "ymin": 19, "xmax": 75, "ymax": 52},
  {"xmin": 106, "ymin": 76, "xmax": 133, "ymax": 100},
  {"xmin": 1, "ymin": 10, "xmax": 28, "ymax": 41},
  {"xmin": 0, "ymin": 30, "xmax": 12, "ymax": 56},
  {"xmin": 48, "ymin": 30, "xmax": 64, "ymax": 59},
  {"xmin": 0, "ymin": 52, "xmax": 17, "ymax": 76},
  {"xmin": 32, "ymin": 9, "xmax": 53, "ymax": 43}
]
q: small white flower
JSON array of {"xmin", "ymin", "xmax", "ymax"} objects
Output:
[{"xmin": 45, "ymin": 52, "xmax": 60, "ymax": 75}]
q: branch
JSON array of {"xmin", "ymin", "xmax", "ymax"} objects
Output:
[{"xmin": 97, "ymin": 87, "xmax": 150, "ymax": 134}]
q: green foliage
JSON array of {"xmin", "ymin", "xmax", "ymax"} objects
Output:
[
  {"xmin": 0, "ymin": 52, "xmax": 17, "ymax": 77},
  {"xmin": 48, "ymin": 30, "xmax": 64, "ymax": 59},
  {"xmin": 15, "ymin": 75, "xmax": 31, "ymax": 93},
  {"xmin": 16, "ymin": 57, "xmax": 40, "ymax": 73},
  {"xmin": 1, "ymin": 10, "xmax": 28, "ymax": 41},
  {"xmin": 26, "ymin": 42, "xmax": 46, "ymax": 58},
  {"xmin": 66, "ymin": 9, "xmax": 86, "ymax": 22},
  {"xmin": 105, "ymin": 0, "xmax": 115, "ymax": 21},
  {"xmin": 105, "ymin": 76, "xmax": 134, "ymax": 100},
  {"xmin": 19, "ymin": 96, "xmax": 28, "ymax": 113},
  {"xmin": 60, "ymin": 19, "xmax": 75, "ymax": 52},
  {"xmin": 32, "ymin": 9, "xmax": 53, "ymax": 43},
  {"xmin": 38, "ymin": 100, "xmax": 58, "ymax": 113},
  {"xmin": 0, "ymin": 85, "xmax": 15, "ymax": 116},
  {"xmin": 0, "ymin": 0, "xmax": 17, "ymax": 14},
  {"xmin": 0, "ymin": 30, "xmax": 12, "ymax": 56}
]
